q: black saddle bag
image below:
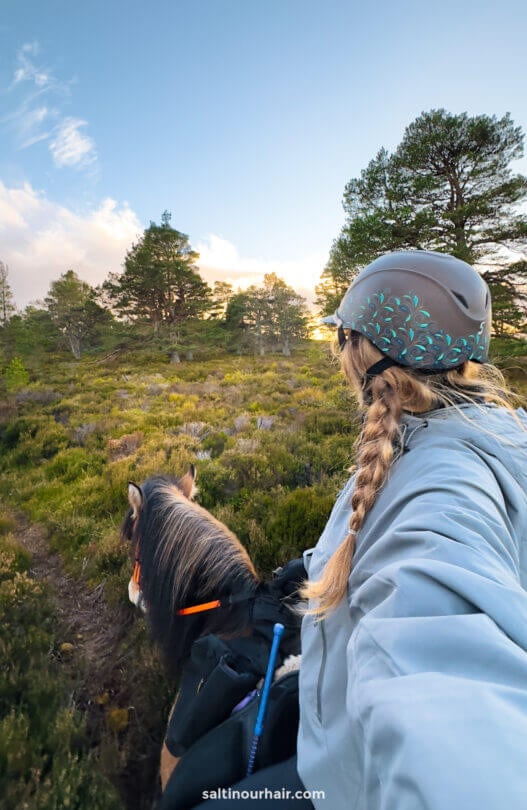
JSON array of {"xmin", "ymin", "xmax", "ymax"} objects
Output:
[
  {"xmin": 160, "ymin": 671, "xmax": 299, "ymax": 810},
  {"xmin": 165, "ymin": 635, "xmax": 260, "ymax": 755},
  {"xmin": 160, "ymin": 560, "xmax": 305, "ymax": 810}
]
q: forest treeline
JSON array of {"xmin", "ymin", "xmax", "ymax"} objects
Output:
[
  {"xmin": 0, "ymin": 232, "xmax": 311, "ymax": 364},
  {"xmin": 2, "ymin": 109, "xmax": 527, "ymax": 376}
]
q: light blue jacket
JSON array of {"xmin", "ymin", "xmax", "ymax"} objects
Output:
[{"xmin": 298, "ymin": 402, "xmax": 527, "ymax": 810}]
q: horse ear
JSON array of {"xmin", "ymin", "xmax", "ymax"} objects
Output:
[
  {"xmin": 178, "ymin": 464, "xmax": 197, "ymax": 499},
  {"xmin": 128, "ymin": 482, "xmax": 143, "ymax": 518}
]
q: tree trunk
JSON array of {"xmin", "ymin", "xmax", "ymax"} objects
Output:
[{"xmin": 68, "ymin": 333, "xmax": 81, "ymax": 360}]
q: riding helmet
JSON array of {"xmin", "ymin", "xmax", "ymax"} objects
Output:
[{"xmin": 323, "ymin": 250, "xmax": 491, "ymax": 370}]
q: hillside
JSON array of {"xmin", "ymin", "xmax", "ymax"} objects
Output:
[{"xmin": 0, "ymin": 338, "xmax": 525, "ymax": 809}]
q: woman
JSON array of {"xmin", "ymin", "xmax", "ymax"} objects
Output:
[
  {"xmin": 298, "ymin": 249, "xmax": 527, "ymax": 809},
  {"xmin": 194, "ymin": 249, "xmax": 527, "ymax": 809}
]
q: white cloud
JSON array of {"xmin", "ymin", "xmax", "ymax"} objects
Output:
[
  {"xmin": 0, "ymin": 187, "xmax": 326, "ymax": 310},
  {"xmin": 14, "ymin": 105, "xmax": 53, "ymax": 148},
  {"xmin": 2, "ymin": 97, "xmax": 53, "ymax": 150},
  {"xmin": 49, "ymin": 118, "xmax": 97, "ymax": 168},
  {"xmin": 0, "ymin": 180, "xmax": 142, "ymax": 308},
  {"xmin": 13, "ymin": 42, "xmax": 51, "ymax": 88},
  {"xmin": 21, "ymin": 105, "xmax": 48, "ymax": 127},
  {"xmin": 5, "ymin": 44, "xmax": 96, "ymax": 171},
  {"xmin": 196, "ymin": 233, "xmax": 326, "ymax": 306}
]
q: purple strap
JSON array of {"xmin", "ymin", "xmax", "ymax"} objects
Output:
[{"xmin": 231, "ymin": 689, "xmax": 258, "ymax": 714}]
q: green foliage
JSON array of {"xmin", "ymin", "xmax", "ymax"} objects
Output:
[
  {"xmin": 343, "ymin": 110, "xmax": 527, "ymax": 263},
  {"xmin": 303, "ymin": 408, "xmax": 357, "ymax": 437},
  {"xmin": 0, "ymin": 533, "xmax": 31, "ymax": 577},
  {"xmin": 103, "ymin": 212, "xmax": 211, "ymax": 337},
  {"xmin": 0, "ymin": 511, "xmax": 16, "ymax": 537},
  {"xmin": 0, "ymin": 707, "xmax": 123, "ymax": 809},
  {"xmin": 2, "ymin": 308, "xmax": 60, "ymax": 364},
  {"xmin": 315, "ymin": 240, "xmax": 357, "ymax": 316},
  {"xmin": 0, "ymin": 417, "xmax": 69, "ymax": 465},
  {"xmin": 201, "ymin": 430, "xmax": 231, "ymax": 458},
  {"xmin": 45, "ymin": 270, "xmax": 112, "ymax": 359},
  {"xmin": 0, "ymin": 532, "xmax": 122, "ymax": 809},
  {"xmin": 266, "ymin": 487, "xmax": 335, "ymax": 558},
  {"xmin": 484, "ymin": 261, "xmax": 527, "ymax": 336},
  {"xmin": 4, "ymin": 357, "xmax": 30, "ymax": 392},
  {"xmin": 45, "ymin": 448, "xmax": 105, "ymax": 484},
  {"xmin": 490, "ymin": 336, "xmax": 527, "ymax": 359},
  {"xmin": 209, "ymin": 281, "xmax": 234, "ymax": 319},
  {"xmin": 321, "ymin": 109, "xmax": 527, "ymax": 332},
  {"xmin": 225, "ymin": 274, "xmax": 309, "ymax": 356}
]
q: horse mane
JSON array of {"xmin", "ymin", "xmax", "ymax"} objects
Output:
[{"xmin": 123, "ymin": 473, "xmax": 261, "ymax": 677}]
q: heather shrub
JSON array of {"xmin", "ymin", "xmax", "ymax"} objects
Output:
[
  {"xmin": 4, "ymin": 417, "xmax": 69, "ymax": 464},
  {"xmin": 45, "ymin": 447, "xmax": 105, "ymax": 483},
  {"xmin": 201, "ymin": 430, "xmax": 231, "ymax": 458},
  {"xmin": 265, "ymin": 487, "xmax": 335, "ymax": 557},
  {"xmin": 0, "ymin": 533, "xmax": 122, "ymax": 809},
  {"xmin": 0, "ymin": 708, "xmax": 122, "ymax": 809},
  {"xmin": 196, "ymin": 459, "xmax": 239, "ymax": 507},
  {"xmin": 0, "ymin": 511, "xmax": 16, "ymax": 537},
  {"xmin": 0, "ymin": 534, "xmax": 31, "ymax": 578},
  {"xmin": 302, "ymin": 408, "xmax": 356, "ymax": 437}
]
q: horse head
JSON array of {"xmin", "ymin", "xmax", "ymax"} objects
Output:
[{"xmin": 122, "ymin": 465, "xmax": 261, "ymax": 676}]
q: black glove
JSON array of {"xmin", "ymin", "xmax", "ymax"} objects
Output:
[{"xmin": 271, "ymin": 557, "xmax": 307, "ymax": 598}]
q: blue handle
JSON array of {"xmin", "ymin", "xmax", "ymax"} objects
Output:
[{"xmin": 254, "ymin": 622, "xmax": 284, "ymax": 736}]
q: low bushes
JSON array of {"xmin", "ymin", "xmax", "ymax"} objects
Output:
[
  {"xmin": 0, "ymin": 529, "xmax": 122, "ymax": 810},
  {"xmin": 3, "ymin": 340, "xmax": 524, "ymax": 807}
]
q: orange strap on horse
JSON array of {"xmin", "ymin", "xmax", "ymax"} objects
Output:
[
  {"xmin": 178, "ymin": 600, "xmax": 222, "ymax": 615},
  {"xmin": 177, "ymin": 589, "xmax": 257, "ymax": 615},
  {"xmin": 132, "ymin": 560, "xmax": 251, "ymax": 615}
]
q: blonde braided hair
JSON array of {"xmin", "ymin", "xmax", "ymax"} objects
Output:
[{"xmin": 301, "ymin": 332, "xmax": 520, "ymax": 617}]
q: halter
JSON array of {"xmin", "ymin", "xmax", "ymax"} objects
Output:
[{"xmin": 132, "ymin": 559, "xmax": 256, "ymax": 615}]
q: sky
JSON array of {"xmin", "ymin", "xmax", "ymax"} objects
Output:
[{"xmin": 2, "ymin": 0, "xmax": 527, "ymax": 309}]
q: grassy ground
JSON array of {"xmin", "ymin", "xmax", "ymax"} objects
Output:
[
  {"xmin": 0, "ymin": 340, "xmax": 357, "ymax": 809},
  {"xmin": 0, "ymin": 336, "xmax": 525, "ymax": 808}
]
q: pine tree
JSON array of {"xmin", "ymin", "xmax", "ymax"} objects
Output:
[
  {"xmin": 103, "ymin": 211, "xmax": 211, "ymax": 338},
  {"xmin": 319, "ymin": 110, "xmax": 527, "ymax": 331}
]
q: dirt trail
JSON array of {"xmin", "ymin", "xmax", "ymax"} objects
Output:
[
  {"xmin": 16, "ymin": 517, "xmax": 165, "ymax": 810},
  {"xmin": 19, "ymin": 518, "xmax": 131, "ymax": 671}
]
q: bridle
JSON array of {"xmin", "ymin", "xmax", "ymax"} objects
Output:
[{"xmin": 131, "ymin": 558, "xmax": 256, "ymax": 616}]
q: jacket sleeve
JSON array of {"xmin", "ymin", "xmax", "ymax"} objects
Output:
[{"xmin": 345, "ymin": 443, "xmax": 527, "ymax": 810}]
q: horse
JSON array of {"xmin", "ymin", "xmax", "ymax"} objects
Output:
[{"xmin": 122, "ymin": 465, "xmax": 303, "ymax": 804}]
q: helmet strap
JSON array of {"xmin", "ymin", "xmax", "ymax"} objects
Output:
[{"xmin": 365, "ymin": 357, "xmax": 398, "ymax": 379}]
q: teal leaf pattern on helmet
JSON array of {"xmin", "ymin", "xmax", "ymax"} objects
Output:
[{"xmin": 346, "ymin": 290, "xmax": 489, "ymax": 369}]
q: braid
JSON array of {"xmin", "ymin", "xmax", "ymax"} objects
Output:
[
  {"xmin": 350, "ymin": 374, "xmax": 402, "ymax": 532},
  {"xmin": 301, "ymin": 331, "xmax": 521, "ymax": 618},
  {"xmin": 301, "ymin": 371, "xmax": 402, "ymax": 616}
]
